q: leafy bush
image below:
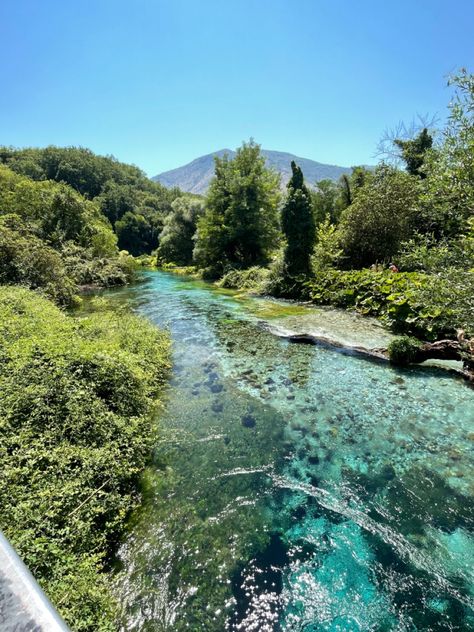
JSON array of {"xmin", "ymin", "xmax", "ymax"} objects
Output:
[
  {"xmin": 338, "ymin": 165, "xmax": 419, "ymax": 268},
  {"xmin": 0, "ymin": 287, "xmax": 171, "ymax": 631},
  {"xmin": 156, "ymin": 197, "xmax": 204, "ymax": 265},
  {"xmin": 311, "ymin": 216, "xmax": 343, "ymax": 272},
  {"xmin": 218, "ymin": 266, "xmax": 270, "ymax": 291},
  {"xmin": 305, "ymin": 268, "xmax": 474, "ymax": 340},
  {"xmin": 388, "ymin": 336, "xmax": 423, "ymax": 365},
  {"xmin": 0, "ymin": 214, "xmax": 78, "ymax": 305},
  {"xmin": 61, "ymin": 243, "xmax": 136, "ymax": 288},
  {"xmin": 0, "ymin": 165, "xmax": 137, "ymax": 298},
  {"xmin": 398, "ymin": 221, "xmax": 474, "ymax": 273}
]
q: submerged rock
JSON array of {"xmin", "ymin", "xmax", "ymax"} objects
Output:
[{"xmin": 241, "ymin": 413, "xmax": 256, "ymax": 428}]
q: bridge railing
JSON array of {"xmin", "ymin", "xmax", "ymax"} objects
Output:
[{"xmin": 0, "ymin": 530, "xmax": 70, "ymax": 631}]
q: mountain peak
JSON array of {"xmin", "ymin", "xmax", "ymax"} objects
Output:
[{"xmin": 152, "ymin": 149, "xmax": 352, "ymax": 195}]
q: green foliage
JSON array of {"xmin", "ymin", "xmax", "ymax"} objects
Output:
[
  {"xmin": 281, "ymin": 161, "xmax": 316, "ymax": 278},
  {"xmin": 398, "ymin": 226, "xmax": 474, "ymax": 273},
  {"xmin": 0, "ymin": 286, "xmax": 171, "ymax": 631},
  {"xmin": 388, "ymin": 336, "xmax": 423, "ymax": 365},
  {"xmin": 0, "ymin": 146, "xmax": 182, "ymax": 255},
  {"xmin": 0, "ymin": 214, "xmax": 78, "ymax": 305},
  {"xmin": 194, "ymin": 141, "xmax": 280, "ymax": 278},
  {"xmin": 61, "ymin": 243, "xmax": 136, "ymax": 288},
  {"xmin": 311, "ymin": 216, "xmax": 343, "ymax": 272},
  {"xmin": 218, "ymin": 266, "xmax": 270, "ymax": 291},
  {"xmin": 339, "ymin": 164, "xmax": 419, "ymax": 267},
  {"xmin": 115, "ymin": 211, "xmax": 152, "ymax": 256},
  {"xmin": 0, "ymin": 165, "xmax": 136, "ymax": 299},
  {"xmin": 312, "ymin": 179, "xmax": 340, "ymax": 224},
  {"xmin": 312, "ymin": 166, "xmax": 372, "ymax": 227},
  {"xmin": 418, "ymin": 70, "xmax": 474, "ymax": 236},
  {"xmin": 305, "ymin": 268, "xmax": 474, "ymax": 340},
  {"xmin": 157, "ymin": 197, "xmax": 204, "ymax": 265},
  {"xmin": 394, "ymin": 128, "xmax": 433, "ymax": 178}
]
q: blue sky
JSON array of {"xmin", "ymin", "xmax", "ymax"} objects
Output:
[{"xmin": 0, "ymin": 0, "xmax": 473, "ymax": 176}]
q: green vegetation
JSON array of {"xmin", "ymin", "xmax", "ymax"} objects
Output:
[
  {"xmin": 281, "ymin": 161, "xmax": 316, "ymax": 278},
  {"xmin": 388, "ymin": 336, "xmax": 424, "ymax": 365},
  {"xmin": 157, "ymin": 196, "xmax": 204, "ymax": 265},
  {"xmin": 193, "ymin": 141, "xmax": 281, "ymax": 278},
  {"xmin": 304, "ymin": 268, "xmax": 473, "ymax": 340},
  {"xmin": 0, "ymin": 287, "xmax": 171, "ymax": 631},
  {"xmin": 0, "ymin": 145, "xmax": 187, "ymax": 257},
  {"xmin": 338, "ymin": 165, "xmax": 418, "ymax": 268},
  {"xmin": 0, "ymin": 147, "xmax": 174, "ymax": 627},
  {"xmin": 218, "ymin": 266, "xmax": 270, "ymax": 291},
  {"xmin": 394, "ymin": 127, "xmax": 433, "ymax": 178},
  {"xmin": 0, "ymin": 164, "xmax": 136, "ymax": 303}
]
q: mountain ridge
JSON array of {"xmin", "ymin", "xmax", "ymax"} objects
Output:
[{"xmin": 152, "ymin": 149, "xmax": 354, "ymax": 194}]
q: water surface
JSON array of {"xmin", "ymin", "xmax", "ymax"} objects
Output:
[{"xmin": 110, "ymin": 271, "xmax": 474, "ymax": 631}]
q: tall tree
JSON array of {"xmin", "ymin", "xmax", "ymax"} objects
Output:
[
  {"xmin": 157, "ymin": 197, "xmax": 203, "ymax": 265},
  {"xmin": 339, "ymin": 164, "xmax": 418, "ymax": 267},
  {"xmin": 395, "ymin": 127, "xmax": 433, "ymax": 178},
  {"xmin": 281, "ymin": 161, "xmax": 316, "ymax": 277},
  {"xmin": 194, "ymin": 141, "xmax": 280, "ymax": 277}
]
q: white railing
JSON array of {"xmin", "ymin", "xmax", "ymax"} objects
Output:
[{"xmin": 0, "ymin": 530, "xmax": 70, "ymax": 631}]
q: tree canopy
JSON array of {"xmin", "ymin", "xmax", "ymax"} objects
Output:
[
  {"xmin": 281, "ymin": 161, "xmax": 316, "ymax": 277},
  {"xmin": 193, "ymin": 141, "xmax": 280, "ymax": 277}
]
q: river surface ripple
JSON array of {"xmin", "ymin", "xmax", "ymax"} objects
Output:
[{"xmin": 110, "ymin": 271, "xmax": 474, "ymax": 631}]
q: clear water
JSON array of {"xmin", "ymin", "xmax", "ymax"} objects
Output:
[{"xmin": 109, "ymin": 271, "xmax": 474, "ymax": 631}]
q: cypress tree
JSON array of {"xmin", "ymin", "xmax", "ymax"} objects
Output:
[{"xmin": 281, "ymin": 161, "xmax": 316, "ymax": 277}]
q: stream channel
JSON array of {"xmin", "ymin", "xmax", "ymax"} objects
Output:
[{"xmin": 106, "ymin": 271, "xmax": 474, "ymax": 631}]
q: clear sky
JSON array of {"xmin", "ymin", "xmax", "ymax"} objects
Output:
[{"xmin": 1, "ymin": 0, "xmax": 473, "ymax": 176}]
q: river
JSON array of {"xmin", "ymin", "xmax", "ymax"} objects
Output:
[{"xmin": 107, "ymin": 271, "xmax": 473, "ymax": 631}]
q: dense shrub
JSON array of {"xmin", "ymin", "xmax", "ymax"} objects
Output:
[
  {"xmin": 398, "ymin": 220, "xmax": 474, "ymax": 273},
  {"xmin": 0, "ymin": 146, "xmax": 183, "ymax": 255},
  {"xmin": 0, "ymin": 214, "xmax": 78, "ymax": 305},
  {"xmin": 61, "ymin": 243, "xmax": 136, "ymax": 288},
  {"xmin": 156, "ymin": 197, "xmax": 204, "ymax": 265},
  {"xmin": 388, "ymin": 336, "xmax": 424, "ymax": 365},
  {"xmin": 0, "ymin": 165, "xmax": 137, "ymax": 300},
  {"xmin": 218, "ymin": 266, "xmax": 270, "ymax": 291},
  {"xmin": 0, "ymin": 287, "xmax": 171, "ymax": 631},
  {"xmin": 338, "ymin": 165, "xmax": 419, "ymax": 268}
]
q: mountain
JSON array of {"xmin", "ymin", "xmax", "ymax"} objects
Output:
[{"xmin": 152, "ymin": 149, "xmax": 353, "ymax": 195}]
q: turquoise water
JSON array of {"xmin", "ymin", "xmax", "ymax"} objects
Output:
[{"xmin": 111, "ymin": 271, "xmax": 474, "ymax": 631}]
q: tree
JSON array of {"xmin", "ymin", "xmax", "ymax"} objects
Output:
[
  {"xmin": 394, "ymin": 127, "xmax": 433, "ymax": 178},
  {"xmin": 115, "ymin": 211, "xmax": 151, "ymax": 255},
  {"xmin": 281, "ymin": 161, "xmax": 316, "ymax": 277},
  {"xmin": 339, "ymin": 165, "xmax": 419, "ymax": 268},
  {"xmin": 419, "ymin": 69, "xmax": 474, "ymax": 237},
  {"xmin": 157, "ymin": 197, "xmax": 203, "ymax": 265},
  {"xmin": 312, "ymin": 179, "xmax": 339, "ymax": 225},
  {"xmin": 193, "ymin": 141, "xmax": 280, "ymax": 277}
]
